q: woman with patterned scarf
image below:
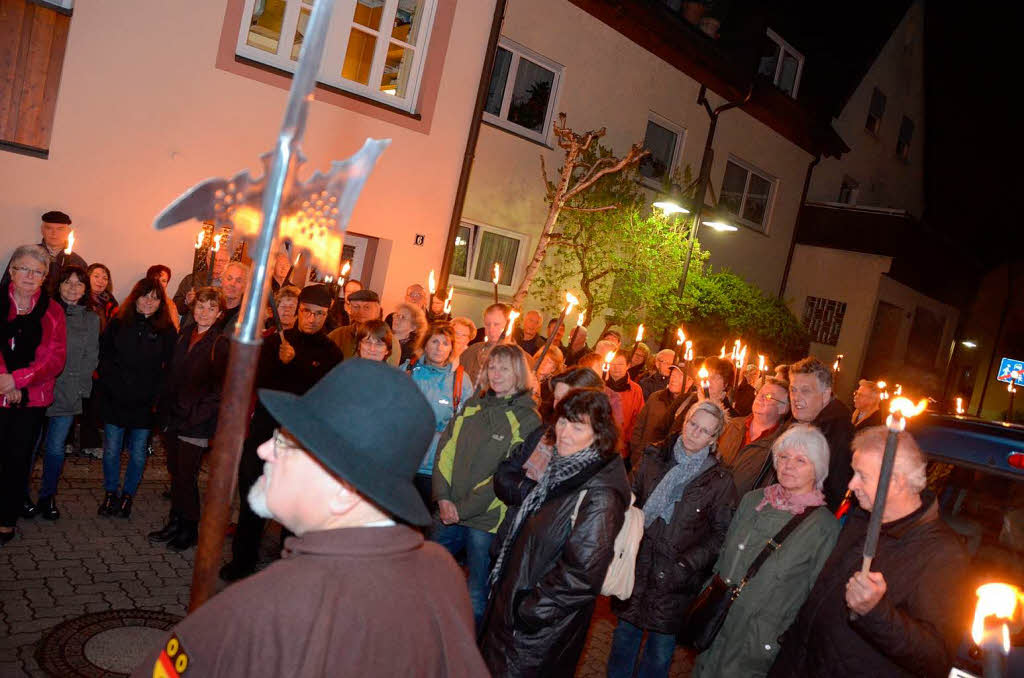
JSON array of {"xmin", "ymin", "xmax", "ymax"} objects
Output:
[
  {"xmin": 479, "ymin": 389, "xmax": 630, "ymax": 677},
  {"xmin": 608, "ymin": 400, "xmax": 737, "ymax": 678}
]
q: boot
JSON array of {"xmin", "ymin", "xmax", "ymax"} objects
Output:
[
  {"xmin": 21, "ymin": 498, "xmax": 38, "ymax": 519},
  {"xmin": 167, "ymin": 520, "xmax": 198, "ymax": 551},
  {"xmin": 118, "ymin": 494, "xmax": 133, "ymax": 518},
  {"xmin": 148, "ymin": 512, "xmax": 182, "ymax": 543},
  {"xmin": 98, "ymin": 492, "xmax": 119, "ymax": 516},
  {"xmin": 39, "ymin": 496, "xmax": 60, "ymax": 521}
]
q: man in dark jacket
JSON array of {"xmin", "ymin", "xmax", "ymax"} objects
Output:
[
  {"xmin": 0, "ymin": 211, "xmax": 88, "ymax": 296},
  {"xmin": 638, "ymin": 349, "xmax": 674, "ymax": 400},
  {"xmin": 768, "ymin": 427, "xmax": 969, "ymax": 678},
  {"xmin": 787, "ymin": 356, "xmax": 855, "ymax": 511},
  {"xmin": 133, "ymin": 360, "xmax": 488, "ymax": 678},
  {"xmin": 629, "ymin": 363, "xmax": 689, "ymax": 465},
  {"xmin": 732, "ymin": 363, "xmax": 758, "ymax": 416},
  {"xmin": 220, "ymin": 284, "xmax": 343, "ymax": 581}
]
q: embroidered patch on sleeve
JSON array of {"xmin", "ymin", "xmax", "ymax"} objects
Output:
[{"xmin": 153, "ymin": 634, "xmax": 189, "ymax": 677}]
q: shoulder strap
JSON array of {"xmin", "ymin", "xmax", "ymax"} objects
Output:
[
  {"xmin": 752, "ymin": 452, "xmax": 775, "ymax": 489},
  {"xmin": 405, "ymin": 355, "xmax": 419, "ymax": 374},
  {"xmin": 737, "ymin": 508, "xmax": 816, "ymax": 590},
  {"xmin": 570, "ymin": 489, "xmax": 588, "ymax": 526},
  {"xmin": 452, "ymin": 364, "xmax": 464, "ymax": 411}
]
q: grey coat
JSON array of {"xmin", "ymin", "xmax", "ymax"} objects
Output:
[
  {"xmin": 693, "ymin": 488, "xmax": 839, "ymax": 678},
  {"xmin": 46, "ymin": 303, "xmax": 100, "ymax": 417}
]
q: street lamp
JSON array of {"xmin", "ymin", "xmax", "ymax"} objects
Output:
[{"xmin": 655, "ymin": 198, "xmax": 736, "ymax": 296}]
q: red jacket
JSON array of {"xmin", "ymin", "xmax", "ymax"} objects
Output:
[
  {"xmin": 605, "ymin": 377, "xmax": 645, "ymax": 457},
  {"xmin": 1, "ymin": 285, "xmax": 67, "ymax": 408}
]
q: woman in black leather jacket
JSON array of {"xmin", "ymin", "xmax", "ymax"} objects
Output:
[{"xmin": 480, "ymin": 388, "xmax": 629, "ymax": 677}]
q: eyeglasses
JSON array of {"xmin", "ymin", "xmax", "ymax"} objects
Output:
[
  {"xmin": 299, "ymin": 308, "xmax": 328, "ymax": 319},
  {"xmin": 11, "ymin": 266, "xmax": 46, "ymax": 278},
  {"xmin": 272, "ymin": 429, "xmax": 299, "ymax": 458},
  {"xmin": 685, "ymin": 419, "xmax": 717, "ymax": 438},
  {"xmin": 755, "ymin": 392, "xmax": 789, "ymax": 406}
]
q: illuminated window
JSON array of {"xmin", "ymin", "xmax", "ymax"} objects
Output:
[
  {"xmin": 235, "ymin": 0, "xmax": 436, "ymax": 112},
  {"xmin": 451, "ymin": 221, "xmax": 529, "ymax": 291},
  {"xmin": 483, "ymin": 38, "xmax": 563, "ymax": 144}
]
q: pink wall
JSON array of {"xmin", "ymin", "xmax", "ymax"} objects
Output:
[{"xmin": 0, "ymin": 0, "xmax": 494, "ymax": 311}]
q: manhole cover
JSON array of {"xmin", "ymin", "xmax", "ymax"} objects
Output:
[{"xmin": 35, "ymin": 609, "xmax": 182, "ymax": 677}]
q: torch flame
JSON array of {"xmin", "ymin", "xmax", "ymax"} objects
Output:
[
  {"xmin": 636, "ymin": 324, "xmax": 645, "ymax": 343},
  {"xmin": 576, "ymin": 310, "xmax": 586, "ymax": 327},
  {"xmin": 758, "ymin": 354, "xmax": 766, "ymax": 371},
  {"xmin": 603, "ymin": 350, "xmax": 616, "ymax": 367},
  {"xmin": 195, "ymin": 230, "xmax": 204, "ymax": 249},
  {"xmin": 698, "ymin": 366, "xmax": 709, "ymax": 380},
  {"xmin": 971, "ymin": 583, "xmax": 1021, "ymax": 651},
  {"xmin": 684, "ymin": 341, "xmax": 693, "ymax": 361},
  {"xmin": 889, "ymin": 397, "xmax": 928, "ymax": 419},
  {"xmin": 212, "ymin": 234, "xmax": 222, "ymax": 252},
  {"xmin": 894, "ymin": 384, "xmax": 903, "ymax": 396},
  {"xmin": 492, "ymin": 262, "xmax": 500, "ymax": 285},
  {"xmin": 325, "ymin": 275, "xmax": 332, "ymax": 284},
  {"xmin": 506, "ymin": 310, "xmax": 520, "ymax": 337},
  {"xmin": 565, "ymin": 292, "xmax": 579, "ymax": 307},
  {"xmin": 444, "ymin": 286, "xmax": 454, "ymax": 314},
  {"xmin": 64, "ymin": 231, "xmax": 75, "ymax": 256},
  {"xmin": 955, "ymin": 397, "xmax": 964, "ymax": 415},
  {"xmin": 340, "ymin": 261, "xmax": 351, "ymax": 277},
  {"xmin": 676, "ymin": 328, "xmax": 685, "ymax": 345},
  {"xmin": 428, "ymin": 269, "xmax": 436, "ymax": 295},
  {"xmin": 735, "ymin": 344, "xmax": 747, "ymax": 368},
  {"xmin": 719, "ymin": 346, "xmax": 726, "ymax": 359},
  {"xmin": 877, "ymin": 381, "xmax": 887, "ymax": 388}
]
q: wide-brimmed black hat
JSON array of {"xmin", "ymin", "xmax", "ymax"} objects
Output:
[{"xmin": 258, "ymin": 359, "xmax": 435, "ymax": 526}]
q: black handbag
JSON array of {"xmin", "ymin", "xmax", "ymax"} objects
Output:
[{"xmin": 678, "ymin": 508, "xmax": 814, "ymax": 650}]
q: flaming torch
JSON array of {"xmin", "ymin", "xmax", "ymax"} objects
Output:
[
  {"xmin": 698, "ymin": 365, "xmax": 711, "ymax": 399},
  {"xmin": 568, "ymin": 308, "xmax": 586, "ymax": 351},
  {"xmin": 602, "ymin": 350, "xmax": 616, "ymax": 382},
  {"xmin": 955, "ymin": 397, "xmax": 965, "ymax": 415},
  {"xmin": 64, "ymin": 230, "xmax": 75, "ymax": 256},
  {"xmin": 719, "ymin": 345, "xmax": 727, "ymax": 359},
  {"xmin": 733, "ymin": 343, "xmax": 747, "ymax": 390},
  {"xmin": 758, "ymin": 354, "xmax": 767, "ymax": 385},
  {"xmin": 192, "ymin": 229, "xmax": 205, "ymax": 278},
  {"xmin": 427, "ymin": 269, "xmax": 436, "ymax": 318},
  {"xmin": 674, "ymin": 327, "xmax": 686, "ymax": 363},
  {"xmin": 205, "ymin": 233, "xmax": 222, "ymax": 286},
  {"xmin": 877, "ymin": 381, "xmax": 889, "ymax": 401},
  {"xmin": 833, "ymin": 353, "xmax": 844, "ymax": 379},
  {"xmin": 534, "ymin": 292, "xmax": 578, "ymax": 369},
  {"xmin": 337, "ymin": 261, "xmax": 351, "ymax": 298},
  {"xmin": 629, "ymin": 324, "xmax": 645, "ymax": 366},
  {"xmin": 443, "ymin": 286, "xmax": 454, "ymax": 316},
  {"xmin": 284, "ymin": 249, "xmax": 301, "ymax": 287},
  {"xmin": 971, "ymin": 582, "xmax": 1021, "ymax": 678},
  {"xmin": 504, "ymin": 309, "xmax": 520, "ymax": 341},
  {"xmin": 858, "ymin": 397, "xmax": 928, "ymax": 584},
  {"xmin": 492, "ymin": 262, "xmax": 500, "ymax": 304}
]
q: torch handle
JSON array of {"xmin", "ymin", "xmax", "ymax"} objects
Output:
[
  {"xmin": 534, "ymin": 306, "xmax": 568, "ymax": 370},
  {"xmin": 861, "ymin": 426, "xmax": 900, "ymax": 568},
  {"xmin": 268, "ymin": 294, "xmax": 285, "ymax": 335}
]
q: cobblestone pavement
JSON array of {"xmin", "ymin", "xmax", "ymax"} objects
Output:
[{"xmin": 1, "ymin": 445, "xmax": 693, "ymax": 677}]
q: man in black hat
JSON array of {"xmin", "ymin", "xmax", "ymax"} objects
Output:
[
  {"xmin": 1, "ymin": 211, "xmax": 86, "ymax": 296},
  {"xmin": 133, "ymin": 360, "xmax": 488, "ymax": 678},
  {"xmin": 326, "ymin": 288, "xmax": 401, "ymax": 366},
  {"xmin": 220, "ymin": 284, "xmax": 343, "ymax": 582}
]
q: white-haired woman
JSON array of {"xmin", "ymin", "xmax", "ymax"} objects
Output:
[
  {"xmin": 692, "ymin": 424, "xmax": 840, "ymax": 678},
  {"xmin": 608, "ymin": 400, "xmax": 737, "ymax": 678}
]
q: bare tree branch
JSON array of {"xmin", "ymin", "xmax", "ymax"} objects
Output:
[
  {"xmin": 563, "ymin": 204, "xmax": 619, "ymax": 213},
  {"xmin": 564, "ymin": 144, "xmax": 648, "ymax": 201}
]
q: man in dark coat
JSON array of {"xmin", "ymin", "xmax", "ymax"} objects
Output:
[
  {"xmin": 133, "ymin": 360, "xmax": 488, "ymax": 678},
  {"xmin": 732, "ymin": 363, "xmax": 758, "ymax": 416},
  {"xmin": 637, "ymin": 349, "xmax": 674, "ymax": 400},
  {"xmin": 852, "ymin": 378, "xmax": 884, "ymax": 430},
  {"xmin": 0, "ymin": 212, "xmax": 87, "ymax": 296},
  {"xmin": 787, "ymin": 356, "xmax": 856, "ymax": 511},
  {"xmin": 220, "ymin": 284, "xmax": 343, "ymax": 581},
  {"xmin": 768, "ymin": 427, "xmax": 969, "ymax": 678}
]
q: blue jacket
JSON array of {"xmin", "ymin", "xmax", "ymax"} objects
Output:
[{"xmin": 406, "ymin": 360, "xmax": 475, "ymax": 476}]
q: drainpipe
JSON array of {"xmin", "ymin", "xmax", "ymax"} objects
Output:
[
  {"xmin": 975, "ymin": 265, "xmax": 1014, "ymax": 417},
  {"xmin": 778, "ymin": 152, "xmax": 821, "ymax": 299},
  {"xmin": 438, "ymin": 0, "xmax": 507, "ymax": 291}
]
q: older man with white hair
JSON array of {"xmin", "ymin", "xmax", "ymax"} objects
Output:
[
  {"xmin": 852, "ymin": 379, "xmax": 883, "ymax": 430},
  {"xmin": 638, "ymin": 349, "xmax": 676, "ymax": 400},
  {"xmin": 768, "ymin": 427, "xmax": 968, "ymax": 678},
  {"xmin": 133, "ymin": 360, "xmax": 487, "ymax": 678}
]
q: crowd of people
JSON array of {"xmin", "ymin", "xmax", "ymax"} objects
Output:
[{"xmin": 1, "ymin": 212, "xmax": 970, "ymax": 678}]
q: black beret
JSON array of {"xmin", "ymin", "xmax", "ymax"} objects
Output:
[
  {"xmin": 348, "ymin": 289, "xmax": 380, "ymax": 303},
  {"xmin": 41, "ymin": 211, "xmax": 71, "ymax": 225},
  {"xmin": 298, "ymin": 284, "xmax": 332, "ymax": 308}
]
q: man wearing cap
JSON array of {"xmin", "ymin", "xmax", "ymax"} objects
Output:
[
  {"xmin": 221, "ymin": 284, "xmax": 343, "ymax": 582},
  {"xmin": 326, "ymin": 289, "xmax": 401, "ymax": 366},
  {"xmin": 132, "ymin": 361, "xmax": 488, "ymax": 678},
  {"xmin": 11, "ymin": 211, "xmax": 87, "ymax": 296}
]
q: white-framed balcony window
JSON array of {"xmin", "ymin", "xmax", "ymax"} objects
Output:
[
  {"xmin": 638, "ymin": 113, "xmax": 685, "ymax": 189},
  {"xmin": 482, "ymin": 38, "xmax": 563, "ymax": 144},
  {"xmin": 235, "ymin": 0, "xmax": 437, "ymax": 113},
  {"xmin": 450, "ymin": 220, "xmax": 530, "ymax": 293},
  {"xmin": 758, "ymin": 28, "xmax": 804, "ymax": 98},
  {"xmin": 719, "ymin": 157, "xmax": 776, "ymax": 233}
]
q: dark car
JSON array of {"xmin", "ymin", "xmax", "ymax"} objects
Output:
[{"xmin": 905, "ymin": 413, "xmax": 1024, "ymax": 678}]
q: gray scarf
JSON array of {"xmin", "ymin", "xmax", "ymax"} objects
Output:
[
  {"xmin": 488, "ymin": 445, "xmax": 603, "ymax": 588},
  {"xmin": 643, "ymin": 436, "xmax": 710, "ymax": 527}
]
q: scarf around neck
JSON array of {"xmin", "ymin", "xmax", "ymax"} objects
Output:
[
  {"xmin": 755, "ymin": 483, "xmax": 825, "ymax": 515},
  {"xmin": 488, "ymin": 445, "xmax": 603, "ymax": 587},
  {"xmin": 643, "ymin": 436, "xmax": 710, "ymax": 527}
]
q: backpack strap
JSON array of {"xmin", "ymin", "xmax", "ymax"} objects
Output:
[{"xmin": 452, "ymin": 364, "xmax": 464, "ymax": 411}]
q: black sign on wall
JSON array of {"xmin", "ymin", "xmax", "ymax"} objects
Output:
[{"xmin": 803, "ymin": 296, "xmax": 847, "ymax": 346}]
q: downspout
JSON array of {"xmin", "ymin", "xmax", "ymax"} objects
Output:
[
  {"xmin": 777, "ymin": 152, "xmax": 821, "ymax": 299},
  {"xmin": 975, "ymin": 265, "xmax": 1014, "ymax": 417},
  {"xmin": 438, "ymin": 0, "xmax": 507, "ymax": 291}
]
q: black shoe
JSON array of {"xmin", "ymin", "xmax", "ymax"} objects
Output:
[
  {"xmin": 0, "ymin": 529, "xmax": 15, "ymax": 546},
  {"xmin": 148, "ymin": 513, "xmax": 182, "ymax": 542},
  {"xmin": 98, "ymin": 492, "xmax": 119, "ymax": 516},
  {"xmin": 21, "ymin": 498, "xmax": 38, "ymax": 519},
  {"xmin": 167, "ymin": 520, "xmax": 198, "ymax": 551},
  {"xmin": 218, "ymin": 560, "xmax": 256, "ymax": 583},
  {"xmin": 118, "ymin": 494, "xmax": 133, "ymax": 518},
  {"xmin": 39, "ymin": 496, "xmax": 60, "ymax": 521}
]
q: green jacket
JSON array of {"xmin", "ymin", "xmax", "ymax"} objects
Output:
[
  {"xmin": 432, "ymin": 389, "xmax": 541, "ymax": 533},
  {"xmin": 693, "ymin": 488, "xmax": 839, "ymax": 678}
]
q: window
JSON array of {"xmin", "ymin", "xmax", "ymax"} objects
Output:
[
  {"xmin": 451, "ymin": 221, "xmax": 529, "ymax": 291},
  {"xmin": 865, "ymin": 86, "xmax": 886, "ymax": 135},
  {"xmin": 719, "ymin": 158, "xmax": 775, "ymax": 232},
  {"xmin": 896, "ymin": 115, "xmax": 914, "ymax": 161},
  {"xmin": 1, "ymin": 0, "xmax": 72, "ymax": 157},
  {"xmin": 757, "ymin": 29, "xmax": 804, "ymax": 98},
  {"xmin": 638, "ymin": 113, "xmax": 685, "ymax": 188},
  {"xmin": 838, "ymin": 176, "xmax": 859, "ymax": 204},
  {"xmin": 803, "ymin": 297, "xmax": 847, "ymax": 346},
  {"xmin": 235, "ymin": 0, "xmax": 437, "ymax": 113},
  {"xmin": 482, "ymin": 38, "xmax": 563, "ymax": 144}
]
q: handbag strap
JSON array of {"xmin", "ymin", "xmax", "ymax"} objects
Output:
[{"xmin": 736, "ymin": 507, "xmax": 815, "ymax": 592}]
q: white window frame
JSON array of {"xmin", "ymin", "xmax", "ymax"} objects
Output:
[
  {"xmin": 234, "ymin": 0, "xmax": 437, "ymax": 114},
  {"xmin": 720, "ymin": 156, "xmax": 777, "ymax": 233},
  {"xmin": 638, "ymin": 112, "xmax": 686, "ymax": 190},
  {"xmin": 764, "ymin": 28, "xmax": 804, "ymax": 98},
  {"xmin": 482, "ymin": 37, "xmax": 564, "ymax": 145},
  {"xmin": 450, "ymin": 219, "xmax": 531, "ymax": 294}
]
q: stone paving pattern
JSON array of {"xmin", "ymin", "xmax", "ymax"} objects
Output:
[{"xmin": 1, "ymin": 446, "xmax": 694, "ymax": 677}]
